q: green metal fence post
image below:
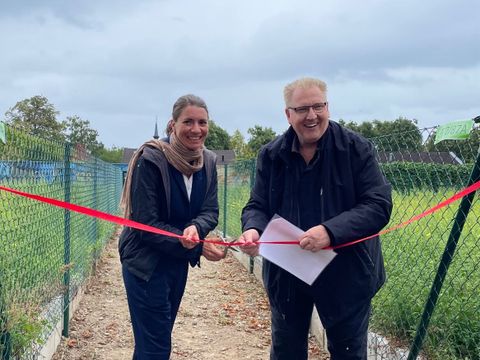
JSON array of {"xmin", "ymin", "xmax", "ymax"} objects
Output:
[
  {"xmin": 407, "ymin": 117, "xmax": 480, "ymax": 359},
  {"xmin": 62, "ymin": 143, "xmax": 72, "ymax": 338},
  {"xmin": 92, "ymin": 158, "xmax": 98, "ymax": 255},
  {"xmin": 223, "ymin": 164, "xmax": 228, "ymax": 238},
  {"xmin": 0, "ymin": 122, "xmax": 8, "ymax": 359},
  {"xmin": 0, "ymin": 279, "xmax": 11, "ymax": 360},
  {"xmin": 249, "ymin": 159, "xmax": 255, "ymax": 274}
]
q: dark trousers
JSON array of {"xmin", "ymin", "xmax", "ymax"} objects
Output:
[
  {"xmin": 269, "ymin": 289, "xmax": 371, "ymax": 360},
  {"xmin": 122, "ymin": 260, "xmax": 188, "ymax": 360}
]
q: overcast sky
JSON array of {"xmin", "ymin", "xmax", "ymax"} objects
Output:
[{"xmin": 1, "ymin": 0, "xmax": 479, "ymax": 148}]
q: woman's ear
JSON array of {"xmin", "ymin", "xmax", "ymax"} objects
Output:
[{"xmin": 166, "ymin": 119, "xmax": 175, "ymax": 135}]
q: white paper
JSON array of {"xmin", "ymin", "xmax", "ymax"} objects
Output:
[{"xmin": 259, "ymin": 215, "xmax": 337, "ymax": 285}]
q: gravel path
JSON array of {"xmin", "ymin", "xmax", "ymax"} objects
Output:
[{"xmin": 52, "ymin": 233, "xmax": 329, "ymax": 360}]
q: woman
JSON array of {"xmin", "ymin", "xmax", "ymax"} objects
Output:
[{"xmin": 119, "ymin": 94, "xmax": 225, "ymax": 359}]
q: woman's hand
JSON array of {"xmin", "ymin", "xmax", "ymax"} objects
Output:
[
  {"xmin": 202, "ymin": 242, "xmax": 226, "ymax": 261},
  {"xmin": 180, "ymin": 225, "xmax": 200, "ymax": 249}
]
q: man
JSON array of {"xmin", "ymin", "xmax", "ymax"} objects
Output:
[{"xmin": 238, "ymin": 77, "xmax": 392, "ymax": 359}]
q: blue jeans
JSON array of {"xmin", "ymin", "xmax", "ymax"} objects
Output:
[{"xmin": 122, "ymin": 259, "xmax": 188, "ymax": 360}]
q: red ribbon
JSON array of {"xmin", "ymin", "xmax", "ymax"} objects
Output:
[
  {"xmin": 0, "ymin": 181, "xmax": 479, "ymax": 249},
  {"xmin": 0, "ymin": 185, "xmax": 188, "ymax": 238},
  {"xmin": 328, "ymin": 179, "xmax": 480, "ymax": 250}
]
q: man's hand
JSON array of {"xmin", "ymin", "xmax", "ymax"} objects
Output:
[
  {"xmin": 237, "ymin": 229, "xmax": 260, "ymax": 257},
  {"xmin": 202, "ymin": 242, "xmax": 226, "ymax": 261},
  {"xmin": 299, "ymin": 225, "xmax": 331, "ymax": 252},
  {"xmin": 180, "ymin": 225, "xmax": 200, "ymax": 249}
]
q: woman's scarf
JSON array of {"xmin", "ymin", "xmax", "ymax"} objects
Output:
[{"xmin": 120, "ymin": 131, "xmax": 204, "ymax": 219}]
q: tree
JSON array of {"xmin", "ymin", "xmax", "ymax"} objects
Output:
[
  {"xmin": 64, "ymin": 115, "xmax": 103, "ymax": 155},
  {"xmin": 205, "ymin": 120, "xmax": 230, "ymax": 150},
  {"xmin": 96, "ymin": 146, "xmax": 123, "ymax": 163},
  {"xmin": 340, "ymin": 117, "xmax": 422, "ymax": 151},
  {"xmin": 247, "ymin": 125, "xmax": 277, "ymax": 155},
  {"xmin": 339, "ymin": 119, "xmax": 377, "ymax": 138},
  {"xmin": 374, "ymin": 117, "xmax": 423, "ymax": 151},
  {"xmin": 4, "ymin": 95, "xmax": 65, "ymax": 142},
  {"xmin": 230, "ymin": 129, "xmax": 251, "ymax": 159}
]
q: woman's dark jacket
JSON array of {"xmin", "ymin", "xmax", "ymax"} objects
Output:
[
  {"xmin": 119, "ymin": 145, "xmax": 219, "ymax": 282},
  {"xmin": 241, "ymin": 121, "xmax": 393, "ymax": 326}
]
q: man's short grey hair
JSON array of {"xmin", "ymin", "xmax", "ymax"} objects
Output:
[
  {"xmin": 283, "ymin": 78, "xmax": 327, "ymax": 106},
  {"xmin": 165, "ymin": 94, "xmax": 209, "ymax": 135}
]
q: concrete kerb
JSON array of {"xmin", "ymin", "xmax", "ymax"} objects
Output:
[{"xmin": 39, "ymin": 284, "xmax": 86, "ymax": 359}]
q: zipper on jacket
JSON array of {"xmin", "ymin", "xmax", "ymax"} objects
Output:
[
  {"xmin": 286, "ymin": 275, "xmax": 292, "ymax": 319},
  {"xmin": 293, "ymin": 164, "xmax": 301, "ymax": 226},
  {"xmin": 362, "ymin": 247, "xmax": 375, "ymax": 269},
  {"xmin": 320, "ymin": 187, "xmax": 325, "ymax": 223}
]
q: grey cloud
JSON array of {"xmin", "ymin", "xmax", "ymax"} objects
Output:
[
  {"xmin": 1, "ymin": 0, "xmax": 479, "ymax": 148},
  {"xmin": 238, "ymin": 0, "xmax": 480, "ymax": 80},
  {"xmin": 0, "ymin": 0, "xmax": 160, "ymax": 29}
]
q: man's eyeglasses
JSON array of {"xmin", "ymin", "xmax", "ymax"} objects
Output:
[{"xmin": 288, "ymin": 102, "xmax": 328, "ymax": 115}]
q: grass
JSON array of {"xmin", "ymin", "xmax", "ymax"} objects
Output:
[
  {"xmin": 219, "ymin": 182, "xmax": 480, "ymax": 359},
  {"xmin": 372, "ymin": 190, "xmax": 480, "ymax": 359},
  {"xmin": 1, "ymin": 161, "xmax": 478, "ymax": 359},
  {"xmin": 0, "ymin": 176, "xmax": 121, "ymax": 356}
]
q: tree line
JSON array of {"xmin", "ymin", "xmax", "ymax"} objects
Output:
[{"xmin": 3, "ymin": 96, "xmax": 478, "ymax": 163}]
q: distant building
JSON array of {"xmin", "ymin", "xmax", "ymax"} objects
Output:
[
  {"xmin": 153, "ymin": 121, "xmax": 159, "ymax": 139},
  {"xmin": 211, "ymin": 150, "xmax": 236, "ymax": 165},
  {"xmin": 121, "ymin": 148, "xmax": 137, "ymax": 164}
]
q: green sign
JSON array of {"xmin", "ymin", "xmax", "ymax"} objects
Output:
[
  {"xmin": 434, "ymin": 119, "xmax": 473, "ymax": 144},
  {"xmin": 0, "ymin": 122, "xmax": 5, "ymax": 144}
]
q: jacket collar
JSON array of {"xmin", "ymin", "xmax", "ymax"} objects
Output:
[{"xmin": 269, "ymin": 122, "xmax": 333, "ymax": 163}]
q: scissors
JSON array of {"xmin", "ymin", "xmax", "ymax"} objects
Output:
[{"xmin": 218, "ymin": 236, "xmax": 238, "ymax": 256}]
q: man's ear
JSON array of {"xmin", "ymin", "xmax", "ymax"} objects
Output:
[{"xmin": 285, "ymin": 108, "xmax": 292, "ymax": 125}]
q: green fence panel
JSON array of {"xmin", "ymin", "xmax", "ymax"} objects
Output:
[
  {"xmin": 217, "ymin": 158, "xmax": 256, "ymax": 240},
  {"xmin": 219, "ymin": 124, "xmax": 479, "ymax": 360},
  {"xmin": 1, "ymin": 120, "xmax": 478, "ymax": 359},
  {"xmin": 408, "ymin": 136, "xmax": 480, "ymax": 359},
  {"xmin": 370, "ymin": 126, "xmax": 479, "ymax": 360},
  {"xmin": 0, "ymin": 123, "xmax": 122, "ymax": 359}
]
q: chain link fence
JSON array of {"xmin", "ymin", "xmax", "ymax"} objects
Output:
[
  {"xmin": 370, "ymin": 125, "xmax": 479, "ymax": 360},
  {"xmin": 218, "ymin": 124, "xmax": 479, "ymax": 359},
  {"xmin": 0, "ymin": 120, "xmax": 478, "ymax": 359},
  {"xmin": 0, "ymin": 123, "xmax": 122, "ymax": 359}
]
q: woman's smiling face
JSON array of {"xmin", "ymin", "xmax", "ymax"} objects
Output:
[{"xmin": 173, "ymin": 105, "xmax": 209, "ymax": 151}]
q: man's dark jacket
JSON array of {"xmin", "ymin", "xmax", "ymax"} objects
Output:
[
  {"xmin": 241, "ymin": 121, "xmax": 393, "ymax": 327},
  {"xmin": 119, "ymin": 145, "xmax": 219, "ymax": 282}
]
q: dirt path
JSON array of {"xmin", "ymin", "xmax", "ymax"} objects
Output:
[{"xmin": 52, "ymin": 234, "xmax": 329, "ymax": 360}]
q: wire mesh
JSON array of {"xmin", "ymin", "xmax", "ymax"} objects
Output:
[
  {"xmin": 217, "ymin": 159, "xmax": 256, "ymax": 239},
  {"xmin": 218, "ymin": 125, "xmax": 479, "ymax": 360},
  {"xmin": 0, "ymin": 120, "xmax": 478, "ymax": 359},
  {"xmin": 0, "ymin": 123, "xmax": 122, "ymax": 359},
  {"xmin": 370, "ymin": 126, "xmax": 479, "ymax": 360}
]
